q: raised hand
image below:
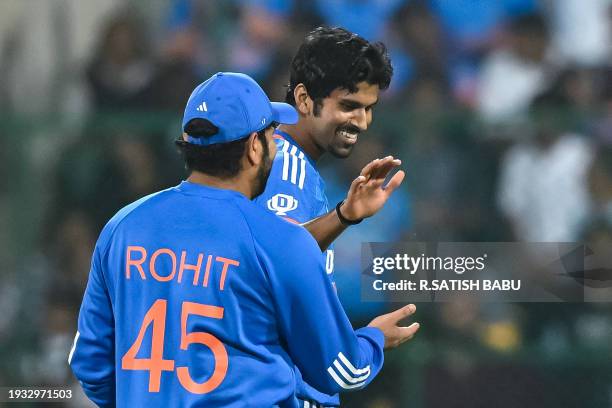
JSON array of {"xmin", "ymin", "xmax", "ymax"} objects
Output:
[{"xmin": 340, "ymin": 156, "xmax": 405, "ymax": 222}]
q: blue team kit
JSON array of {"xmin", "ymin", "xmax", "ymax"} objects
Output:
[
  {"xmin": 69, "ymin": 73, "xmax": 385, "ymax": 407},
  {"xmin": 69, "ymin": 182, "xmax": 384, "ymax": 407},
  {"xmin": 255, "ymin": 130, "xmax": 340, "ymax": 406}
]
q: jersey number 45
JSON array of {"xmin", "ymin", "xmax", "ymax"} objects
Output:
[{"xmin": 121, "ymin": 299, "xmax": 228, "ymax": 394}]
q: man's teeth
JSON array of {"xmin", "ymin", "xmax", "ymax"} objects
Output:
[{"xmin": 339, "ymin": 130, "xmax": 358, "ymax": 140}]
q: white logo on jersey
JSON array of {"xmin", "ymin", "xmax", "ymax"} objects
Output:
[
  {"xmin": 267, "ymin": 193, "xmax": 298, "ymax": 216},
  {"xmin": 196, "ymin": 101, "xmax": 208, "ymax": 112},
  {"xmin": 326, "ymin": 249, "xmax": 334, "ymax": 275}
]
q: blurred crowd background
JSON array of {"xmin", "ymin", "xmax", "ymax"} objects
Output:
[{"xmin": 1, "ymin": 0, "xmax": 611, "ymax": 406}]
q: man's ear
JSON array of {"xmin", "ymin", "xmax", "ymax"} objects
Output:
[
  {"xmin": 294, "ymin": 84, "xmax": 312, "ymax": 115},
  {"xmin": 181, "ymin": 133, "xmax": 189, "ymax": 141},
  {"xmin": 245, "ymin": 131, "xmax": 261, "ymax": 166}
]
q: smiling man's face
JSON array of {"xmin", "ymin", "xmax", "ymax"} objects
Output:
[{"xmin": 308, "ymin": 81, "xmax": 380, "ymax": 158}]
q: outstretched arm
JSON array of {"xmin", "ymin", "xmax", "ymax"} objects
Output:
[
  {"xmin": 264, "ymin": 226, "xmax": 419, "ymax": 395},
  {"xmin": 303, "ymin": 156, "xmax": 405, "ymax": 251}
]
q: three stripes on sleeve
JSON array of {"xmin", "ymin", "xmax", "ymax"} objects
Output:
[
  {"xmin": 326, "ymin": 352, "xmax": 370, "ymax": 390},
  {"xmin": 280, "ymin": 140, "xmax": 307, "ymax": 190},
  {"xmin": 301, "ymin": 354, "xmax": 371, "ymax": 407}
]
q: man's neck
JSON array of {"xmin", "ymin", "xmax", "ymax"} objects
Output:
[
  {"xmin": 278, "ymin": 123, "xmax": 324, "ymax": 162},
  {"xmin": 187, "ymin": 172, "xmax": 252, "ymax": 199}
]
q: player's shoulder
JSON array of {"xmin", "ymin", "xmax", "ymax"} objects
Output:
[
  {"xmin": 234, "ymin": 197, "xmax": 306, "ymax": 235},
  {"xmin": 234, "ymin": 199, "xmax": 323, "ymax": 275},
  {"xmin": 233, "ymin": 198, "xmax": 316, "ymax": 250},
  {"xmin": 97, "ymin": 187, "xmax": 176, "ymax": 249},
  {"xmin": 270, "ymin": 132, "xmax": 320, "ymax": 192}
]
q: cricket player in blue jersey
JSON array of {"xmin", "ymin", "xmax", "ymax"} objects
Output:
[
  {"xmin": 69, "ymin": 72, "xmax": 419, "ymax": 407},
  {"xmin": 254, "ymin": 27, "xmax": 403, "ymax": 407}
]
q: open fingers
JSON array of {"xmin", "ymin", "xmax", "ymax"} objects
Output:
[
  {"xmin": 362, "ymin": 156, "xmax": 393, "ymax": 177},
  {"xmin": 382, "ymin": 170, "xmax": 405, "ymax": 193},
  {"xmin": 388, "ymin": 304, "xmax": 416, "ymax": 324},
  {"xmin": 358, "ymin": 156, "xmax": 404, "ymax": 192},
  {"xmin": 371, "ymin": 157, "xmax": 402, "ymax": 180},
  {"xmin": 348, "ymin": 175, "xmax": 367, "ymax": 194},
  {"xmin": 396, "ymin": 322, "xmax": 420, "ymax": 344},
  {"xmin": 359, "ymin": 158, "xmax": 380, "ymax": 178}
]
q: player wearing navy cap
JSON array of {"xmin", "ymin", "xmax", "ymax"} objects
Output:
[
  {"xmin": 254, "ymin": 27, "xmax": 402, "ymax": 407},
  {"xmin": 69, "ymin": 72, "xmax": 419, "ymax": 407}
]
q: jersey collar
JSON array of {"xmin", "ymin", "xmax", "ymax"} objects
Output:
[{"xmin": 175, "ymin": 180, "xmax": 248, "ymax": 200}]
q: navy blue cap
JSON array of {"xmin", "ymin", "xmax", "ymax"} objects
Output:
[{"xmin": 182, "ymin": 72, "xmax": 298, "ymax": 146}]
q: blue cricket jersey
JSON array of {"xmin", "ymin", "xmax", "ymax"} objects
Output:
[
  {"xmin": 69, "ymin": 181, "xmax": 384, "ymax": 407},
  {"xmin": 254, "ymin": 131, "xmax": 339, "ymax": 407},
  {"xmin": 255, "ymin": 130, "xmax": 335, "ymax": 279}
]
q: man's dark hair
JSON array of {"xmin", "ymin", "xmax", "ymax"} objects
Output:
[
  {"xmin": 176, "ymin": 119, "xmax": 270, "ymax": 178},
  {"xmin": 286, "ymin": 26, "xmax": 393, "ymax": 114}
]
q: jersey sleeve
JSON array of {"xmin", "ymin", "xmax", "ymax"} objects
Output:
[
  {"xmin": 69, "ymin": 238, "xmax": 116, "ymax": 407},
  {"xmin": 255, "ymin": 224, "xmax": 385, "ymax": 395},
  {"xmin": 254, "ymin": 146, "xmax": 317, "ymax": 224}
]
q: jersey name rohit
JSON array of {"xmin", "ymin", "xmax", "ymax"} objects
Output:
[{"xmin": 124, "ymin": 245, "xmax": 240, "ymax": 290}]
